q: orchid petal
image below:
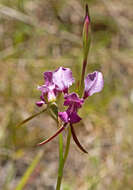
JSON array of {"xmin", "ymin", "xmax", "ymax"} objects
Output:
[
  {"xmin": 64, "ymin": 93, "xmax": 84, "ymax": 108},
  {"xmin": 58, "ymin": 111, "xmax": 69, "ymax": 123},
  {"xmin": 36, "ymin": 100, "xmax": 45, "ymax": 107},
  {"xmin": 44, "ymin": 71, "xmax": 53, "ymax": 85},
  {"xmin": 59, "ymin": 93, "xmax": 83, "ymax": 124},
  {"xmin": 69, "ymin": 112, "xmax": 82, "ymax": 124},
  {"xmin": 37, "ymin": 85, "xmax": 48, "ymax": 93},
  {"xmin": 84, "ymin": 71, "xmax": 104, "ymax": 98},
  {"xmin": 53, "ymin": 67, "xmax": 75, "ymax": 92}
]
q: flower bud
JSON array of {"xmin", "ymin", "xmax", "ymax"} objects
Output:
[{"xmin": 82, "ymin": 4, "xmax": 91, "ymax": 59}]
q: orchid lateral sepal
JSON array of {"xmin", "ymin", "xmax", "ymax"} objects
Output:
[
  {"xmin": 37, "ymin": 123, "xmax": 67, "ymax": 146},
  {"xmin": 70, "ymin": 124, "xmax": 88, "ymax": 154}
]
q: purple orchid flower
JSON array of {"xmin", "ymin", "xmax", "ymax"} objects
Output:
[
  {"xmin": 36, "ymin": 67, "xmax": 74, "ymax": 106},
  {"xmin": 57, "ymin": 71, "xmax": 103, "ymax": 153},
  {"xmin": 38, "ymin": 69, "xmax": 104, "ymax": 154},
  {"xmin": 59, "ymin": 71, "xmax": 104, "ymax": 124}
]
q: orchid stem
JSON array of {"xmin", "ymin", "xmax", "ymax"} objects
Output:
[
  {"xmin": 79, "ymin": 58, "xmax": 87, "ymax": 97},
  {"xmin": 81, "ymin": 59, "xmax": 87, "ymax": 87},
  {"xmin": 63, "ymin": 126, "xmax": 71, "ymax": 164},
  {"xmin": 56, "ymin": 126, "xmax": 71, "ymax": 190},
  {"xmin": 56, "ymin": 128, "xmax": 64, "ymax": 190}
]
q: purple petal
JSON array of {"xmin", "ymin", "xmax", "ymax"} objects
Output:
[
  {"xmin": 44, "ymin": 71, "xmax": 53, "ymax": 85},
  {"xmin": 37, "ymin": 85, "xmax": 48, "ymax": 94},
  {"xmin": 38, "ymin": 84, "xmax": 56, "ymax": 102},
  {"xmin": 47, "ymin": 90, "xmax": 56, "ymax": 102},
  {"xmin": 69, "ymin": 112, "xmax": 82, "ymax": 124},
  {"xmin": 53, "ymin": 67, "xmax": 75, "ymax": 92},
  {"xmin": 40, "ymin": 95, "xmax": 45, "ymax": 101},
  {"xmin": 58, "ymin": 111, "xmax": 69, "ymax": 123},
  {"xmin": 84, "ymin": 71, "xmax": 104, "ymax": 98},
  {"xmin": 47, "ymin": 84, "xmax": 56, "ymax": 102},
  {"xmin": 36, "ymin": 100, "xmax": 45, "ymax": 107},
  {"xmin": 64, "ymin": 93, "xmax": 84, "ymax": 109}
]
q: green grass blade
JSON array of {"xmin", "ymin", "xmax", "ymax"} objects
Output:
[{"xmin": 15, "ymin": 151, "xmax": 43, "ymax": 190}]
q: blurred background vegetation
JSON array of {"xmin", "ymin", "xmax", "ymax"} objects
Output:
[{"xmin": 0, "ymin": 0, "xmax": 133, "ymax": 189}]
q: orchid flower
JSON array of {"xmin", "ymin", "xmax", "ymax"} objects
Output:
[
  {"xmin": 58, "ymin": 71, "xmax": 103, "ymax": 124},
  {"xmin": 38, "ymin": 68, "xmax": 104, "ymax": 153},
  {"xmin": 36, "ymin": 67, "xmax": 74, "ymax": 106}
]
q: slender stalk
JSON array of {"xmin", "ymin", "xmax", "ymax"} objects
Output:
[
  {"xmin": 15, "ymin": 151, "xmax": 43, "ymax": 190},
  {"xmin": 81, "ymin": 59, "xmax": 87, "ymax": 88},
  {"xmin": 63, "ymin": 126, "xmax": 71, "ymax": 164},
  {"xmin": 79, "ymin": 58, "xmax": 87, "ymax": 96},
  {"xmin": 56, "ymin": 126, "xmax": 71, "ymax": 190},
  {"xmin": 56, "ymin": 132, "xmax": 64, "ymax": 190}
]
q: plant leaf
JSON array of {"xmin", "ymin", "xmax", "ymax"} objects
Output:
[{"xmin": 17, "ymin": 108, "xmax": 47, "ymax": 127}]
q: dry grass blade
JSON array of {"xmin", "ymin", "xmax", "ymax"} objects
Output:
[{"xmin": 0, "ymin": 4, "xmax": 37, "ymax": 25}]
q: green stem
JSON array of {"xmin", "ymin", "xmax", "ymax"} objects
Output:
[
  {"xmin": 81, "ymin": 59, "xmax": 87, "ymax": 87},
  {"xmin": 56, "ymin": 133, "xmax": 64, "ymax": 190},
  {"xmin": 56, "ymin": 126, "xmax": 71, "ymax": 190},
  {"xmin": 15, "ymin": 151, "xmax": 43, "ymax": 190},
  {"xmin": 63, "ymin": 126, "xmax": 71, "ymax": 164},
  {"xmin": 79, "ymin": 58, "xmax": 87, "ymax": 97}
]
